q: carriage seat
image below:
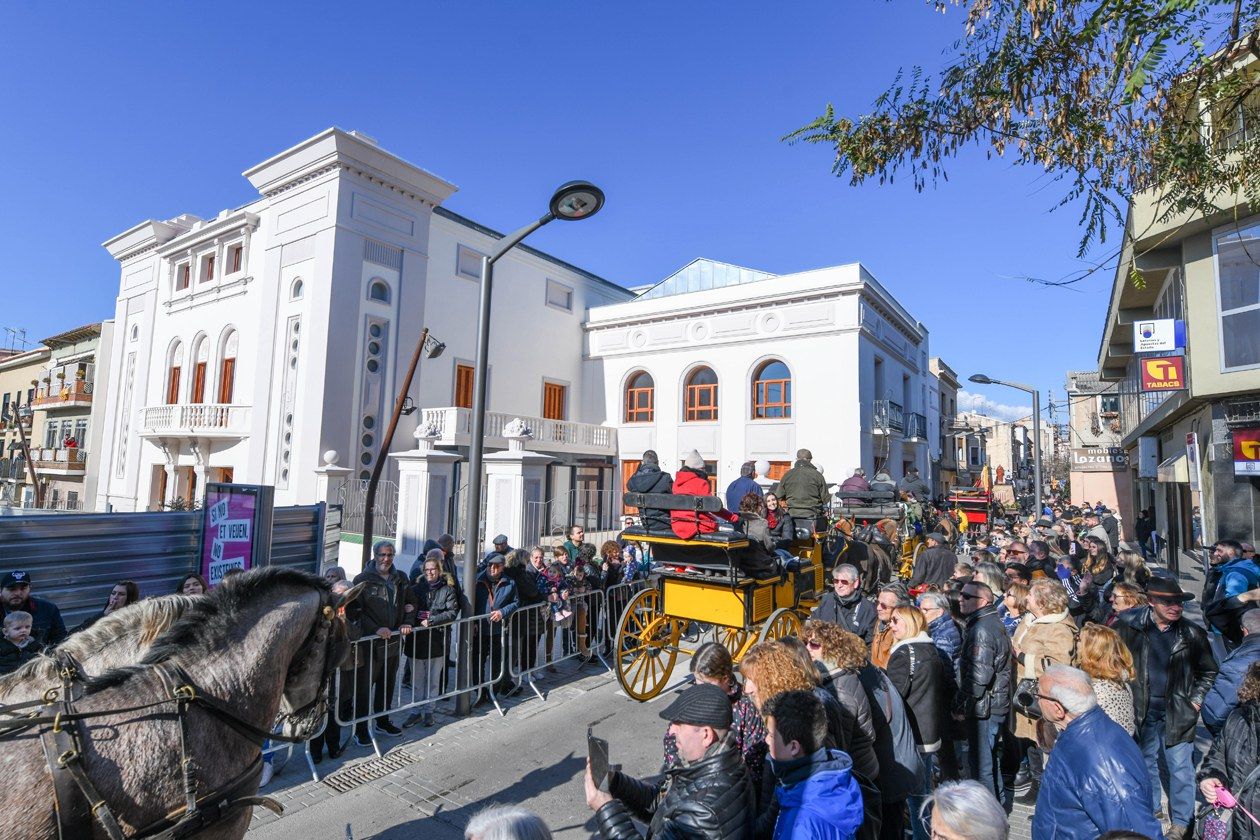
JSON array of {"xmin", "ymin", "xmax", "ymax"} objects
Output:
[
  {"xmin": 833, "ymin": 504, "xmax": 903, "ymax": 520},
  {"xmin": 620, "ymin": 524, "xmax": 748, "ymax": 547}
]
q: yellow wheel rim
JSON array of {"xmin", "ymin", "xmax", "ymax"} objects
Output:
[
  {"xmin": 756, "ymin": 608, "xmax": 802, "ymax": 645},
  {"xmin": 615, "ymin": 588, "xmax": 682, "ymax": 701},
  {"xmin": 712, "ymin": 625, "xmax": 751, "ymax": 662}
]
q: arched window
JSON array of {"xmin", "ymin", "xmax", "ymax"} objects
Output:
[
  {"xmin": 624, "ymin": 371, "xmax": 655, "ymax": 423},
  {"xmin": 752, "ymin": 360, "xmax": 792, "ymax": 418},
  {"xmin": 166, "ymin": 341, "xmax": 184, "ymax": 405},
  {"xmin": 367, "ymin": 279, "xmax": 390, "ymax": 303},
  {"xmin": 684, "ymin": 367, "xmax": 718, "ymax": 422},
  {"xmin": 190, "ymin": 335, "xmax": 209, "ymax": 403},
  {"xmin": 290, "ymin": 278, "xmax": 304, "ymax": 300},
  {"xmin": 218, "ymin": 330, "xmax": 238, "ymax": 403}
]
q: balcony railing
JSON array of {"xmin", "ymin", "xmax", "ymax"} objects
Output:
[
  {"xmin": 31, "ymin": 447, "xmax": 86, "ymax": 473},
  {"xmin": 873, "ymin": 400, "xmax": 904, "ymax": 434},
  {"xmin": 138, "ymin": 404, "xmax": 251, "ymax": 438},
  {"xmin": 419, "ymin": 407, "xmax": 617, "ymax": 455},
  {"xmin": 0, "ymin": 459, "xmax": 28, "ymax": 481},
  {"xmin": 32, "ymin": 380, "xmax": 93, "ymax": 409},
  {"xmin": 906, "ymin": 412, "xmax": 928, "ymax": 441}
]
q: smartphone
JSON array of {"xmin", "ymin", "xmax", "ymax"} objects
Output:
[{"xmin": 587, "ymin": 726, "xmax": 611, "ymax": 792}]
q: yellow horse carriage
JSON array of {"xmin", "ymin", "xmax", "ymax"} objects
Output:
[{"xmin": 613, "ymin": 492, "xmax": 825, "ymax": 701}]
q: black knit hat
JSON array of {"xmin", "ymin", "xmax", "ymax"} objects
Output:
[{"xmin": 658, "ymin": 683, "xmax": 732, "ymax": 728}]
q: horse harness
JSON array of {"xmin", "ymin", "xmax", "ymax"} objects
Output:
[{"xmin": 0, "ymin": 602, "xmax": 342, "ymax": 840}]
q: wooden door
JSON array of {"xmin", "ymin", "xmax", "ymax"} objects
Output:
[
  {"xmin": 218, "ymin": 358, "xmax": 235, "ymax": 403},
  {"xmin": 455, "ymin": 364, "xmax": 474, "ymax": 409},
  {"xmin": 166, "ymin": 367, "xmax": 181, "ymax": 405},
  {"xmin": 621, "ymin": 460, "xmax": 640, "ymax": 515},
  {"xmin": 543, "ymin": 382, "xmax": 566, "ymax": 420},
  {"xmin": 192, "ymin": 362, "xmax": 207, "ymax": 403},
  {"xmin": 766, "ymin": 461, "xmax": 791, "ymax": 481}
]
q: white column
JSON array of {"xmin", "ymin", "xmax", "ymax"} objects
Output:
[
  {"xmin": 392, "ymin": 427, "xmax": 460, "ymax": 577},
  {"xmin": 313, "ymin": 449, "xmax": 354, "ymax": 506},
  {"xmin": 483, "ymin": 419, "xmax": 554, "ymax": 553}
]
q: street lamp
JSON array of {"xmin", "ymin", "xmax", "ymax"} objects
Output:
[
  {"xmin": 458, "ymin": 180, "xmax": 605, "ymax": 715},
  {"xmin": 360, "ymin": 328, "xmax": 446, "ymax": 569},
  {"xmin": 968, "ymin": 373, "xmax": 1043, "ymax": 518}
]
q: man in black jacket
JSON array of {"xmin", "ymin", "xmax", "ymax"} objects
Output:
[
  {"xmin": 0, "ymin": 570, "xmax": 66, "ymax": 648},
  {"xmin": 955, "ymin": 580, "xmax": 1013, "ymax": 803},
  {"xmin": 1117, "ymin": 577, "xmax": 1218, "ymax": 838},
  {"xmin": 627, "ymin": 450, "xmax": 673, "ymax": 533},
  {"xmin": 350, "ymin": 541, "xmax": 415, "ymax": 743},
  {"xmin": 811, "ymin": 564, "xmax": 877, "ymax": 643},
  {"xmin": 588, "ymin": 683, "xmax": 753, "ymax": 839},
  {"xmin": 908, "ymin": 533, "xmax": 955, "ymax": 588}
]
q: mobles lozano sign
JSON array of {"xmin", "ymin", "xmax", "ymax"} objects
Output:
[{"xmin": 1070, "ymin": 447, "xmax": 1129, "ymax": 472}]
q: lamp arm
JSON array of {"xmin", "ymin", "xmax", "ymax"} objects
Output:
[{"xmin": 487, "ymin": 214, "xmax": 555, "ymax": 265}]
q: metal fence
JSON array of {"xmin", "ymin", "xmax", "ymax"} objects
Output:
[
  {"xmin": 524, "ymin": 488, "xmax": 622, "ymax": 546},
  {"xmin": 0, "ymin": 503, "xmax": 334, "ymax": 629},
  {"xmin": 337, "ymin": 479, "xmax": 398, "ymax": 536}
]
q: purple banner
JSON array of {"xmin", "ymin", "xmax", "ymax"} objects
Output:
[{"xmin": 201, "ymin": 486, "xmax": 257, "ymax": 586}]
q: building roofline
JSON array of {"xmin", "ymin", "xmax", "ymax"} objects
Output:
[
  {"xmin": 41, "ymin": 323, "xmax": 102, "ymax": 348},
  {"xmin": 432, "ymin": 205, "xmax": 629, "ymax": 295}
]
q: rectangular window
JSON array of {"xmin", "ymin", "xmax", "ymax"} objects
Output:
[
  {"xmin": 44, "ymin": 420, "xmax": 58, "ymax": 449},
  {"xmin": 625, "ymin": 384, "xmax": 654, "ymax": 423},
  {"xmin": 74, "ymin": 419, "xmax": 87, "ymax": 442},
  {"xmin": 753, "ymin": 378, "xmax": 792, "ymax": 419},
  {"xmin": 454, "ymin": 364, "xmax": 474, "ymax": 409},
  {"xmin": 1099, "ymin": 395, "xmax": 1120, "ymax": 415},
  {"xmin": 456, "ymin": 245, "xmax": 484, "ymax": 280},
  {"xmin": 543, "ymin": 382, "xmax": 566, "ymax": 420},
  {"xmin": 704, "ymin": 460, "xmax": 719, "ymax": 495},
  {"xmin": 175, "ymin": 263, "xmax": 190, "ymax": 291},
  {"xmin": 685, "ymin": 383, "xmax": 718, "ymax": 421},
  {"xmin": 202, "ymin": 254, "xmax": 215, "ymax": 282},
  {"xmin": 1215, "ymin": 217, "xmax": 1260, "ymax": 371},
  {"xmin": 230, "ymin": 245, "xmax": 243, "ymax": 273},
  {"xmin": 766, "ymin": 461, "xmax": 791, "ymax": 481},
  {"xmin": 545, "ymin": 279, "xmax": 574, "ymax": 312}
]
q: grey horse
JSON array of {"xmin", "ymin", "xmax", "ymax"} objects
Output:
[{"xmin": 0, "ymin": 567, "xmax": 359, "ymax": 840}]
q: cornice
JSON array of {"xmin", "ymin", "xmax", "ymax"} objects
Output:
[
  {"xmin": 260, "ymin": 163, "xmax": 342, "ymax": 199},
  {"xmin": 584, "ymin": 289, "xmax": 849, "ymax": 332},
  {"xmin": 158, "ymin": 212, "xmax": 261, "ymax": 258}
]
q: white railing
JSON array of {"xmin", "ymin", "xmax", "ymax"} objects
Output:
[
  {"xmin": 30, "ymin": 448, "xmax": 87, "ymax": 468},
  {"xmin": 420, "ymin": 407, "xmax": 616, "ymax": 454},
  {"xmin": 139, "ymin": 403, "xmax": 251, "ymax": 436}
]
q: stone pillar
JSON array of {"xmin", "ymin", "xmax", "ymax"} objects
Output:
[
  {"xmin": 483, "ymin": 419, "xmax": 554, "ymax": 553},
  {"xmin": 313, "ymin": 451, "xmax": 353, "ymax": 571},
  {"xmin": 393, "ymin": 426, "xmax": 461, "ymax": 578}
]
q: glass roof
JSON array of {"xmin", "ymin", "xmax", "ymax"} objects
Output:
[{"xmin": 636, "ymin": 258, "xmax": 777, "ymax": 300}]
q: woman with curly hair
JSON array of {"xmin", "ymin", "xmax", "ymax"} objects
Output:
[
  {"xmin": 800, "ymin": 622, "xmax": 882, "ymax": 782},
  {"xmin": 1077, "ymin": 622, "xmax": 1136, "ymax": 735},
  {"xmin": 1199, "ymin": 661, "xmax": 1260, "ymax": 840}
]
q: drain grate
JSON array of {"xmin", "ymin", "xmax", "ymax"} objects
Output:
[{"xmin": 321, "ymin": 750, "xmax": 417, "ymax": 793}]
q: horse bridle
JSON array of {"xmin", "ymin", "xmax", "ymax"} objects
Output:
[{"xmin": 0, "ymin": 594, "xmax": 344, "ymax": 840}]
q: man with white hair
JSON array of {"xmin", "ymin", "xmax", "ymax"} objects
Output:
[{"xmin": 1032, "ymin": 665, "xmax": 1163, "ymax": 840}]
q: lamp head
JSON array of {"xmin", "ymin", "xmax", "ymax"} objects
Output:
[
  {"xmin": 968, "ymin": 374, "xmax": 994, "ymax": 385},
  {"xmin": 425, "ymin": 337, "xmax": 446, "ymax": 360},
  {"xmin": 549, "ymin": 181, "xmax": 605, "ymax": 221},
  {"xmin": 400, "ymin": 397, "xmax": 417, "ymax": 417}
]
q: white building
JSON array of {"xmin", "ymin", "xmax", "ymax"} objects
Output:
[
  {"xmin": 93, "ymin": 128, "xmax": 939, "ymax": 552},
  {"xmin": 587, "ymin": 259, "xmax": 937, "ymax": 494}
]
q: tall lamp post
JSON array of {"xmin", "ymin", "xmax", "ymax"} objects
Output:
[
  {"xmin": 457, "ymin": 181, "xmax": 605, "ymax": 715},
  {"xmin": 968, "ymin": 374, "xmax": 1042, "ymax": 518},
  {"xmin": 360, "ymin": 328, "xmax": 447, "ymax": 569}
]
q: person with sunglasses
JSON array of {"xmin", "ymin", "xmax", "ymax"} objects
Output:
[
  {"xmin": 811, "ymin": 564, "xmax": 877, "ymax": 644},
  {"xmin": 953, "ymin": 581, "xmax": 1012, "ymax": 804},
  {"xmin": 1031, "ymin": 665, "xmax": 1162, "ymax": 840}
]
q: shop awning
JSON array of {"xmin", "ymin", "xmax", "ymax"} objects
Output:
[{"xmin": 1156, "ymin": 453, "xmax": 1188, "ymax": 483}]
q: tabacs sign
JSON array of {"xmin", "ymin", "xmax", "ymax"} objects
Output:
[
  {"xmin": 1139, "ymin": 355, "xmax": 1186, "ymax": 391},
  {"xmin": 1133, "ymin": 319, "xmax": 1186, "ymax": 353},
  {"xmin": 1235, "ymin": 428, "xmax": 1260, "ymax": 476}
]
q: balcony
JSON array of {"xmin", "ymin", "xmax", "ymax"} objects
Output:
[
  {"xmin": 138, "ymin": 404, "xmax": 251, "ymax": 440},
  {"xmin": 31, "ymin": 447, "xmax": 86, "ymax": 475},
  {"xmin": 0, "ymin": 458, "xmax": 28, "ymax": 481},
  {"xmin": 873, "ymin": 400, "xmax": 904, "ymax": 434},
  {"xmin": 419, "ymin": 407, "xmax": 617, "ymax": 456},
  {"xmin": 32, "ymin": 380, "xmax": 93, "ymax": 410},
  {"xmin": 906, "ymin": 412, "xmax": 928, "ymax": 441}
]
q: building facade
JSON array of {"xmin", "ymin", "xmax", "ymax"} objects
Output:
[
  {"xmin": 0, "ymin": 347, "xmax": 50, "ymax": 508},
  {"xmin": 93, "ymin": 128, "xmax": 938, "ymax": 555},
  {"xmin": 1065, "ymin": 370, "xmax": 1132, "ymax": 530},
  {"xmin": 930, "ymin": 357, "xmax": 960, "ymax": 496}
]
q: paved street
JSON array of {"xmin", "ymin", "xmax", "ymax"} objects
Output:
[{"xmin": 247, "ymin": 654, "xmax": 1041, "ymax": 840}]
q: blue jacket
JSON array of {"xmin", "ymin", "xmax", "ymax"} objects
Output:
[
  {"xmin": 473, "ymin": 571, "xmax": 518, "ymax": 634},
  {"xmin": 725, "ymin": 475, "xmax": 763, "ymax": 512},
  {"xmin": 928, "ymin": 613, "xmax": 962, "ymax": 682},
  {"xmin": 1033, "ymin": 706, "xmax": 1164, "ymax": 840},
  {"xmin": 1204, "ymin": 633, "xmax": 1260, "ymax": 732},
  {"xmin": 1218, "ymin": 558, "xmax": 1260, "ymax": 600},
  {"xmin": 771, "ymin": 749, "xmax": 863, "ymax": 840}
]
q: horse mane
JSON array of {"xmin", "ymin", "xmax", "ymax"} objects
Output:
[
  {"xmin": 0, "ymin": 596, "xmax": 195, "ymax": 692},
  {"xmin": 82, "ymin": 567, "xmax": 332, "ymax": 693}
]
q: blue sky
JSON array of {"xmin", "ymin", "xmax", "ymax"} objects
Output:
[{"xmin": 0, "ymin": 1, "xmax": 1117, "ymax": 422}]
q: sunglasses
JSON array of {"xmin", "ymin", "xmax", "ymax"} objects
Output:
[
  {"xmin": 959, "ymin": 592, "xmax": 982, "ymax": 601},
  {"xmin": 833, "ymin": 578, "xmax": 856, "ymax": 586},
  {"xmin": 377, "ymin": 552, "xmax": 395, "ymax": 558},
  {"xmin": 805, "ymin": 640, "xmax": 822, "ymax": 650}
]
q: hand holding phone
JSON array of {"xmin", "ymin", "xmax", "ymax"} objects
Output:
[{"xmin": 588, "ymin": 726, "xmax": 612, "ymax": 793}]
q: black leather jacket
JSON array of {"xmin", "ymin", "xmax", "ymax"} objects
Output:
[
  {"xmin": 811, "ymin": 592, "xmax": 878, "ymax": 645},
  {"xmin": 958, "ymin": 604, "xmax": 1013, "ymax": 719},
  {"xmin": 1116, "ymin": 606, "xmax": 1218, "ymax": 745},
  {"xmin": 597, "ymin": 739, "xmax": 753, "ymax": 840}
]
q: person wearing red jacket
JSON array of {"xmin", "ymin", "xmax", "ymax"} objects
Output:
[{"xmin": 671, "ymin": 450, "xmax": 739, "ymax": 539}]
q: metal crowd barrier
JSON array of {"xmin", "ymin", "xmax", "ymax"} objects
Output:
[
  {"xmin": 603, "ymin": 577, "xmax": 651, "ymax": 644},
  {"xmin": 261, "ymin": 712, "xmax": 328, "ymax": 784},
  {"xmin": 507, "ymin": 588, "xmax": 610, "ymax": 700}
]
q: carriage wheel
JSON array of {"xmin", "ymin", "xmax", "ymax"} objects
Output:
[
  {"xmin": 913, "ymin": 540, "xmax": 925, "ymax": 564},
  {"xmin": 755, "ymin": 608, "xmax": 802, "ymax": 645},
  {"xmin": 615, "ymin": 588, "xmax": 683, "ymax": 701},
  {"xmin": 711, "ymin": 625, "xmax": 751, "ymax": 661}
]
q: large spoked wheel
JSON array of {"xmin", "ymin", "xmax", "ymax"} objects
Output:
[
  {"xmin": 913, "ymin": 540, "xmax": 925, "ymax": 564},
  {"xmin": 756, "ymin": 608, "xmax": 802, "ymax": 644},
  {"xmin": 616, "ymin": 588, "xmax": 684, "ymax": 701},
  {"xmin": 711, "ymin": 625, "xmax": 751, "ymax": 662}
]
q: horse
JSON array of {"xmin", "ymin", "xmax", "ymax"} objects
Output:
[
  {"xmin": 831, "ymin": 518, "xmax": 896, "ymax": 596},
  {"xmin": 0, "ymin": 567, "xmax": 358, "ymax": 840}
]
